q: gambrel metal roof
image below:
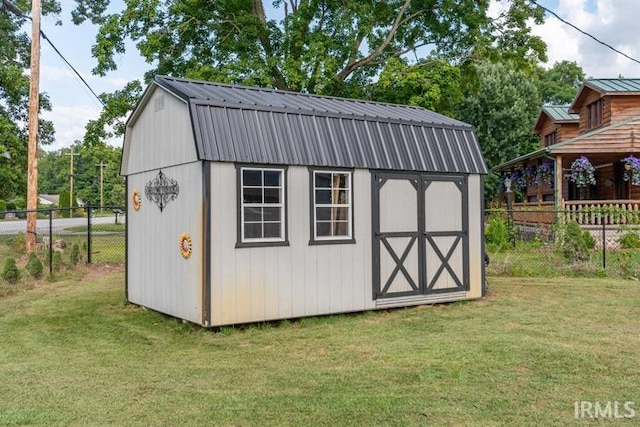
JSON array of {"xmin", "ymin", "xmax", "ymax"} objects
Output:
[{"xmin": 154, "ymin": 76, "xmax": 487, "ymax": 174}]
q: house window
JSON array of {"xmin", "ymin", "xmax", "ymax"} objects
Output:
[
  {"xmin": 544, "ymin": 131, "xmax": 557, "ymax": 146},
  {"xmin": 310, "ymin": 170, "xmax": 354, "ymax": 244},
  {"xmin": 238, "ymin": 166, "xmax": 287, "ymax": 246},
  {"xmin": 587, "ymin": 99, "xmax": 603, "ymax": 129}
]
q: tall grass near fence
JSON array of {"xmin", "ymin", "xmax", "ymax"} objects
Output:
[
  {"xmin": 0, "ymin": 207, "xmax": 125, "ymax": 295},
  {"xmin": 485, "ymin": 208, "xmax": 640, "ymax": 278}
]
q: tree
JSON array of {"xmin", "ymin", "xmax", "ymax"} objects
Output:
[
  {"xmin": 38, "ymin": 142, "xmax": 125, "ymax": 207},
  {"xmin": 72, "ymin": 142, "xmax": 124, "ymax": 207},
  {"xmin": 0, "ymin": 0, "xmax": 59, "ymax": 200},
  {"xmin": 73, "ymin": 0, "xmax": 547, "ymax": 141},
  {"xmin": 368, "ymin": 57, "xmax": 463, "ymax": 117},
  {"xmin": 535, "ymin": 60, "xmax": 585, "ymax": 105},
  {"xmin": 457, "ymin": 62, "xmax": 541, "ymax": 198}
]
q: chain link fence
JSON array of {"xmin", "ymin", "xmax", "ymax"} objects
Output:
[
  {"xmin": 485, "ymin": 207, "xmax": 640, "ymax": 278},
  {"xmin": 3, "ymin": 204, "xmax": 639, "ymax": 295},
  {"xmin": 0, "ymin": 206, "xmax": 125, "ymax": 296}
]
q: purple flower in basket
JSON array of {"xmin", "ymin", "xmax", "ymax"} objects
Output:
[
  {"xmin": 510, "ymin": 170, "xmax": 527, "ymax": 191},
  {"xmin": 567, "ymin": 156, "xmax": 596, "ymax": 188},
  {"xmin": 536, "ymin": 161, "xmax": 554, "ymax": 187},
  {"xmin": 621, "ymin": 155, "xmax": 640, "ymax": 186},
  {"xmin": 523, "ymin": 165, "xmax": 537, "ymax": 186}
]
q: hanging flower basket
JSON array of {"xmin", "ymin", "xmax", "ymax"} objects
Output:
[
  {"xmin": 567, "ymin": 156, "xmax": 596, "ymax": 188},
  {"xmin": 510, "ymin": 170, "xmax": 527, "ymax": 192},
  {"xmin": 621, "ymin": 155, "xmax": 640, "ymax": 186},
  {"xmin": 523, "ymin": 165, "xmax": 537, "ymax": 187},
  {"xmin": 535, "ymin": 161, "xmax": 554, "ymax": 187}
]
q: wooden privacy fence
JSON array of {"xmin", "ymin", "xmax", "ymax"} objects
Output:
[{"xmin": 511, "ymin": 202, "xmax": 556, "ymax": 225}]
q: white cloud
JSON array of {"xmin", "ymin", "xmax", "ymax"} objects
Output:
[
  {"xmin": 42, "ymin": 105, "xmax": 100, "ymax": 150},
  {"xmin": 40, "ymin": 62, "xmax": 135, "ymax": 90},
  {"xmin": 532, "ymin": 0, "xmax": 640, "ymax": 78}
]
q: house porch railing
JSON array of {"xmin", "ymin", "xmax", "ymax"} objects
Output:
[
  {"xmin": 510, "ymin": 200, "xmax": 640, "ymax": 226},
  {"xmin": 563, "ymin": 200, "xmax": 640, "ymax": 225}
]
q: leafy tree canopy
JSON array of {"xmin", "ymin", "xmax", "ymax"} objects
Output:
[
  {"xmin": 0, "ymin": 0, "xmax": 60, "ymax": 201},
  {"xmin": 369, "ymin": 57, "xmax": 463, "ymax": 117},
  {"xmin": 39, "ymin": 141, "xmax": 124, "ymax": 207},
  {"xmin": 457, "ymin": 61, "xmax": 541, "ymax": 197},
  {"xmin": 535, "ymin": 60, "xmax": 586, "ymax": 105},
  {"xmin": 72, "ymin": 0, "xmax": 547, "ymax": 142}
]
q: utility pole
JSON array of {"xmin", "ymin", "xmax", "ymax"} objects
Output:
[
  {"xmin": 66, "ymin": 148, "xmax": 79, "ymax": 212},
  {"xmin": 26, "ymin": 0, "xmax": 42, "ymax": 253},
  {"xmin": 96, "ymin": 161, "xmax": 106, "ymax": 212}
]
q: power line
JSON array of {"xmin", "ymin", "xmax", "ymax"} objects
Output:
[
  {"xmin": 40, "ymin": 31, "xmax": 106, "ymax": 109},
  {"xmin": 2, "ymin": 0, "xmax": 121, "ymax": 121},
  {"xmin": 528, "ymin": 0, "xmax": 640, "ymax": 67}
]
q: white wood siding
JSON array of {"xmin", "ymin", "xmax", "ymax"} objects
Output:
[
  {"xmin": 127, "ymin": 162, "xmax": 203, "ymax": 324},
  {"xmin": 122, "ymin": 86, "xmax": 198, "ymax": 175},
  {"xmin": 466, "ymin": 174, "xmax": 483, "ymax": 298},
  {"xmin": 424, "ymin": 181, "xmax": 463, "ymax": 291},
  {"xmin": 210, "ymin": 164, "xmax": 373, "ymax": 327},
  {"xmin": 378, "ymin": 179, "xmax": 419, "ymax": 294}
]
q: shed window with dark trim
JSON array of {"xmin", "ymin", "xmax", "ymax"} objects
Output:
[
  {"xmin": 238, "ymin": 166, "xmax": 286, "ymax": 245},
  {"xmin": 310, "ymin": 170, "xmax": 354, "ymax": 244}
]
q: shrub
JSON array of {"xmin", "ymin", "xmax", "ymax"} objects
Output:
[
  {"xmin": 7, "ymin": 233, "xmax": 26, "ymax": 255},
  {"xmin": 70, "ymin": 243, "xmax": 80, "ymax": 265},
  {"xmin": 52, "ymin": 251, "xmax": 62, "ymax": 272},
  {"xmin": 619, "ymin": 231, "xmax": 640, "ymax": 249},
  {"xmin": 58, "ymin": 191, "xmax": 72, "ymax": 218},
  {"xmin": 12, "ymin": 196, "xmax": 25, "ymax": 210},
  {"xmin": 1, "ymin": 258, "xmax": 21, "ymax": 283},
  {"xmin": 617, "ymin": 249, "xmax": 640, "ymax": 278},
  {"xmin": 0, "ymin": 199, "xmax": 6, "ymax": 218},
  {"xmin": 25, "ymin": 252, "xmax": 43, "ymax": 279},
  {"xmin": 485, "ymin": 210, "xmax": 511, "ymax": 252},
  {"xmin": 562, "ymin": 221, "xmax": 595, "ymax": 262}
]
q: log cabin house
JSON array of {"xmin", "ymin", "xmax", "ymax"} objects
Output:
[{"xmin": 494, "ymin": 78, "xmax": 640, "ymax": 228}]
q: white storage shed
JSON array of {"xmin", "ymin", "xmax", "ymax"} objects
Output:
[{"xmin": 121, "ymin": 76, "xmax": 488, "ymax": 327}]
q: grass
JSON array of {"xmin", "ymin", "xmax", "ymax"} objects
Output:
[
  {"xmin": 0, "ymin": 232, "xmax": 124, "ymax": 284},
  {"xmin": 0, "ymin": 269, "xmax": 639, "ymax": 425},
  {"xmin": 487, "ymin": 240, "xmax": 640, "ymax": 278}
]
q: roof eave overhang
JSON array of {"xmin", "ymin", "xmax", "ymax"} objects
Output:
[{"xmin": 492, "ymin": 148, "xmax": 551, "ymax": 173}]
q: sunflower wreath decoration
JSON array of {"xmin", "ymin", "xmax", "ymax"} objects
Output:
[
  {"xmin": 179, "ymin": 233, "xmax": 192, "ymax": 259},
  {"xmin": 131, "ymin": 190, "xmax": 142, "ymax": 211}
]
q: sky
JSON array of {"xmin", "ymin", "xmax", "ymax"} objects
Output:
[{"xmin": 30, "ymin": 0, "xmax": 640, "ymax": 151}]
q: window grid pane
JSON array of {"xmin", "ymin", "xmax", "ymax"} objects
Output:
[
  {"xmin": 313, "ymin": 171, "xmax": 352, "ymax": 240},
  {"xmin": 241, "ymin": 168, "xmax": 284, "ymax": 242}
]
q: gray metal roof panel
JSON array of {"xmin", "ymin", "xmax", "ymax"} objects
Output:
[
  {"xmin": 172, "ymin": 76, "xmax": 486, "ymax": 174},
  {"xmin": 156, "ymin": 75, "xmax": 472, "ymax": 128}
]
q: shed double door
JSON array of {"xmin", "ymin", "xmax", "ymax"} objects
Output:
[{"xmin": 373, "ymin": 172, "xmax": 469, "ymax": 299}]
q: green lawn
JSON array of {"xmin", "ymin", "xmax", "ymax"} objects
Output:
[{"xmin": 0, "ymin": 269, "xmax": 639, "ymax": 426}]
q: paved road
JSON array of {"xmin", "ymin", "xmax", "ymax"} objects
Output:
[{"xmin": 0, "ymin": 215, "xmax": 125, "ymax": 235}]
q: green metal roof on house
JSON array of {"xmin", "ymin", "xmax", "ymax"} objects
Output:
[
  {"xmin": 495, "ymin": 113, "xmax": 640, "ymax": 172},
  {"xmin": 585, "ymin": 78, "xmax": 640, "ymax": 93},
  {"xmin": 541, "ymin": 105, "xmax": 579, "ymax": 122}
]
